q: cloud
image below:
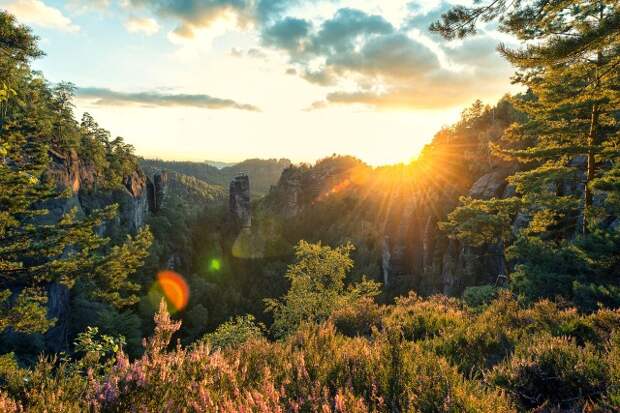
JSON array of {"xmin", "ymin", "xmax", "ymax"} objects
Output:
[
  {"xmin": 261, "ymin": 4, "xmax": 514, "ymax": 110},
  {"xmin": 229, "ymin": 47, "xmax": 268, "ymax": 59},
  {"xmin": 262, "ymin": 17, "xmax": 311, "ymax": 53},
  {"xmin": 65, "ymin": 0, "xmax": 110, "ymax": 13},
  {"xmin": 76, "ymin": 87, "xmax": 261, "ymax": 111},
  {"xmin": 122, "ymin": 0, "xmax": 303, "ymax": 35},
  {"xmin": 123, "ymin": 0, "xmax": 256, "ymax": 38},
  {"xmin": 3, "ymin": 0, "xmax": 80, "ymax": 32},
  {"xmin": 327, "ymin": 32, "xmax": 438, "ymax": 78},
  {"xmin": 67, "ymin": 0, "xmax": 514, "ymax": 112},
  {"xmin": 124, "ymin": 15, "xmax": 160, "ymax": 35},
  {"xmin": 246, "ymin": 47, "xmax": 267, "ymax": 59},
  {"xmin": 263, "ymin": 7, "xmax": 441, "ymax": 86},
  {"xmin": 310, "ymin": 8, "xmax": 393, "ymax": 54},
  {"xmin": 403, "ymin": 1, "xmax": 452, "ymax": 32}
]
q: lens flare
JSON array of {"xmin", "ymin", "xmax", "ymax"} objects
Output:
[
  {"xmin": 156, "ymin": 270, "xmax": 189, "ymax": 311},
  {"xmin": 232, "ymin": 228, "xmax": 265, "ymax": 259},
  {"xmin": 209, "ymin": 259, "xmax": 221, "ymax": 272}
]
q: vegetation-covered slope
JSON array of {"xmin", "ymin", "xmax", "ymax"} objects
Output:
[
  {"xmin": 0, "ymin": 11, "xmax": 152, "ymax": 359},
  {"xmin": 2, "ymin": 243, "xmax": 620, "ymax": 412},
  {"xmin": 140, "ymin": 157, "xmax": 291, "ymax": 196}
]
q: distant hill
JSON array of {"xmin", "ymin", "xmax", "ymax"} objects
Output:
[
  {"xmin": 204, "ymin": 160, "xmax": 236, "ymax": 169},
  {"xmin": 140, "ymin": 158, "xmax": 292, "ymax": 196},
  {"xmin": 141, "ymin": 164, "xmax": 226, "ymax": 214}
]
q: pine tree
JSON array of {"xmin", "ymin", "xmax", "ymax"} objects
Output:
[
  {"xmin": 435, "ymin": 1, "xmax": 620, "ymax": 307},
  {"xmin": 434, "ymin": 0, "xmax": 619, "ymax": 233},
  {"xmin": 0, "ymin": 10, "xmax": 153, "ymax": 333}
]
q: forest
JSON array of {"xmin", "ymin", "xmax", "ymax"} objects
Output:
[{"xmin": 1, "ymin": 0, "xmax": 620, "ymax": 411}]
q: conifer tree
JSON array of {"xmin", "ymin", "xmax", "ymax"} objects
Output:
[
  {"xmin": 0, "ymin": 10, "xmax": 153, "ymax": 333},
  {"xmin": 435, "ymin": 1, "xmax": 620, "ymax": 307}
]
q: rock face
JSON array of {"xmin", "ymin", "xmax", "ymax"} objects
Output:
[
  {"xmin": 230, "ymin": 174, "xmax": 252, "ymax": 228},
  {"xmin": 41, "ymin": 148, "xmax": 151, "ymax": 352},
  {"xmin": 272, "ymin": 166, "xmax": 303, "ymax": 218},
  {"xmin": 468, "ymin": 169, "xmax": 513, "ymax": 199},
  {"xmin": 433, "ymin": 169, "xmax": 516, "ymax": 294},
  {"xmin": 262, "ymin": 158, "xmax": 517, "ymax": 296},
  {"xmin": 147, "ymin": 172, "xmax": 168, "ymax": 214},
  {"xmin": 44, "ymin": 149, "xmax": 150, "ymax": 234}
]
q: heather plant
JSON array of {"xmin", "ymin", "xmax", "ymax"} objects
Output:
[
  {"xmin": 606, "ymin": 332, "xmax": 620, "ymax": 409},
  {"xmin": 487, "ymin": 334, "xmax": 609, "ymax": 410},
  {"xmin": 383, "ymin": 293, "xmax": 467, "ymax": 341},
  {"xmin": 433, "ymin": 292, "xmax": 521, "ymax": 375},
  {"xmin": 330, "ymin": 296, "xmax": 385, "ymax": 337},
  {"xmin": 1, "ymin": 291, "xmax": 620, "ymax": 412}
]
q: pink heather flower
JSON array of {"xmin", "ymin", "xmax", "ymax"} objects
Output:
[{"xmin": 101, "ymin": 381, "xmax": 118, "ymax": 404}]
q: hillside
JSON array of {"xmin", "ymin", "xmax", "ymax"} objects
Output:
[
  {"xmin": 140, "ymin": 157, "xmax": 291, "ymax": 196},
  {"xmin": 256, "ymin": 99, "xmax": 520, "ymax": 297},
  {"xmin": 140, "ymin": 164, "xmax": 226, "ymax": 213}
]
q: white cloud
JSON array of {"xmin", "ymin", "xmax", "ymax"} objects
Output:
[
  {"xmin": 3, "ymin": 0, "xmax": 80, "ymax": 32},
  {"xmin": 125, "ymin": 16, "xmax": 160, "ymax": 35},
  {"xmin": 65, "ymin": 0, "xmax": 110, "ymax": 13}
]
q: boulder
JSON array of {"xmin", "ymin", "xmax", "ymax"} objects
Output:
[{"xmin": 469, "ymin": 169, "xmax": 512, "ymax": 199}]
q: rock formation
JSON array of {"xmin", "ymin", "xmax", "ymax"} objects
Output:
[
  {"xmin": 260, "ymin": 157, "xmax": 520, "ymax": 296},
  {"xmin": 147, "ymin": 171, "xmax": 168, "ymax": 214},
  {"xmin": 40, "ymin": 148, "xmax": 151, "ymax": 352},
  {"xmin": 44, "ymin": 148, "xmax": 150, "ymax": 234},
  {"xmin": 229, "ymin": 174, "xmax": 252, "ymax": 228}
]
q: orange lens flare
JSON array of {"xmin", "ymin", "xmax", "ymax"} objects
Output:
[{"xmin": 156, "ymin": 270, "xmax": 189, "ymax": 311}]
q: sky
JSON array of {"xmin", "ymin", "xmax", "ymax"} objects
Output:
[{"xmin": 1, "ymin": 0, "xmax": 519, "ymax": 165}]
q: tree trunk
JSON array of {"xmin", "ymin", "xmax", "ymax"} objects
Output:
[
  {"xmin": 583, "ymin": 104, "xmax": 599, "ymax": 235},
  {"xmin": 582, "ymin": 49, "xmax": 603, "ymax": 235}
]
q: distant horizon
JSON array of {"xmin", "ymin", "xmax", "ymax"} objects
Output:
[{"xmin": 140, "ymin": 151, "xmax": 415, "ymax": 168}]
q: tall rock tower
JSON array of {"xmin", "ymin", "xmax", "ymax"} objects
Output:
[
  {"xmin": 229, "ymin": 173, "xmax": 251, "ymax": 228},
  {"xmin": 147, "ymin": 171, "xmax": 168, "ymax": 214}
]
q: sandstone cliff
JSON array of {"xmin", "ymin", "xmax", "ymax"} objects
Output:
[
  {"xmin": 41, "ymin": 148, "xmax": 157, "ymax": 352},
  {"xmin": 259, "ymin": 157, "xmax": 515, "ymax": 296},
  {"xmin": 45, "ymin": 148, "xmax": 150, "ymax": 235}
]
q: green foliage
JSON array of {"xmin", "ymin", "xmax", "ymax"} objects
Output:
[
  {"xmin": 91, "ymin": 227, "xmax": 153, "ymax": 308},
  {"xmin": 1, "ymin": 250, "xmax": 620, "ymax": 412},
  {"xmin": 79, "ymin": 113, "xmax": 138, "ymax": 189},
  {"xmin": 201, "ymin": 314, "xmax": 265, "ymax": 350},
  {"xmin": 488, "ymin": 335, "xmax": 608, "ymax": 410},
  {"xmin": 74, "ymin": 326, "xmax": 125, "ymax": 372},
  {"xmin": 0, "ymin": 11, "xmax": 152, "ymax": 346},
  {"xmin": 436, "ymin": 0, "xmax": 620, "ymax": 310},
  {"xmin": 463, "ymin": 285, "xmax": 498, "ymax": 308},
  {"xmin": 2, "ymin": 7, "xmax": 620, "ymax": 413},
  {"xmin": 0, "ymin": 353, "xmax": 25, "ymax": 395},
  {"xmin": 265, "ymin": 241, "xmax": 381, "ymax": 338},
  {"xmin": 330, "ymin": 296, "xmax": 384, "ymax": 337},
  {"xmin": 384, "ymin": 293, "xmax": 466, "ymax": 342},
  {"xmin": 440, "ymin": 196, "xmax": 521, "ymax": 247}
]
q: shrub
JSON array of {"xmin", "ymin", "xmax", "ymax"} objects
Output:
[
  {"xmin": 435, "ymin": 292, "xmax": 520, "ymax": 374},
  {"xmin": 463, "ymin": 285, "xmax": 498, "ymax": 308},
  {"xmin": 331, "ymin": 297, "xmax": 385, "ymax": 337},
  {"xmin": 383, "ymin": 293, "xmax": 466, "ymax": 341},
  {"xmin": 201, "ymin": 314, "xmax": 265, "ymax": 350},
  {"xmin": 604, "ymin": 332, "xmax": 620, "ymax": 409},
  {"xmin": 380, "ymin": 335, "xmax": 514, "ymax": 412},
  {"xmin": 487, "ymin": 334, "xmax": 608, "ymax": 410}
]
